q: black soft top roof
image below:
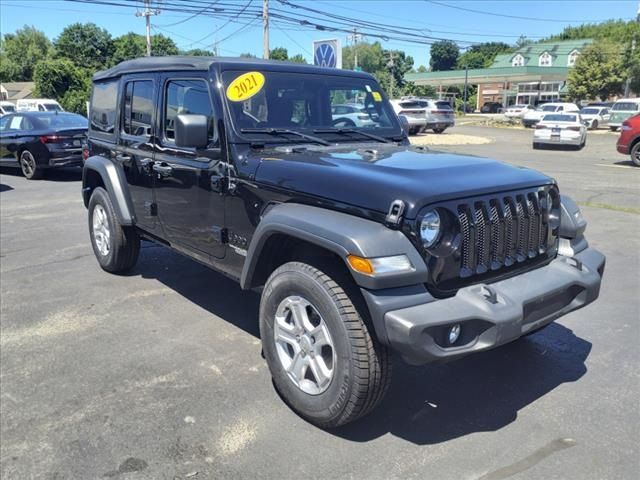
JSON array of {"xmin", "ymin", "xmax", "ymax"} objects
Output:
[{"xmin": 93, "ymin": 56, "xmax": 375, "ymax": 82}]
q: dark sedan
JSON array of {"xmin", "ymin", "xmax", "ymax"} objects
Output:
[{"xmin": 0, "ymin": 111, "xmax": 88, "ymax": 179}]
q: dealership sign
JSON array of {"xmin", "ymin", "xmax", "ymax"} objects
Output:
[{"xmin": 313, "ymin": 39, "xmax": 342, "ymax": 69}]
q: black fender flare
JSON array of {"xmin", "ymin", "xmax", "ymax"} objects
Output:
[
  {"xmin": 240, "ymin": 203, "xmax": 428, "ymax": 291},
  {"xmin": 82, "ymin": 155, "xmax": 135, "ymax": 226}
]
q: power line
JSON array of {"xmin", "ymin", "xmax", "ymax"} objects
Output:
[{"xmin": 156, "ymin": 0, "xmax": 220, "ymax": 27}]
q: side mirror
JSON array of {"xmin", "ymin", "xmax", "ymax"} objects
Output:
[
  {"xmin": 398, "ymin": 114, "xmax": 410, "ymax": 135},
  {"xmin": 175, "ymin": 114, "xmax": 208, "ymax": 149}
]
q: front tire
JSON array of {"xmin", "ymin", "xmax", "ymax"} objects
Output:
[
  {"xmin": 19, "ymin": 150, "xmax": 44, "ymax": 180},
  {"xmin": 591, "ymin": 120, "xmax": 598, "ymax": 130},
  {"xmin": 631, "ymin": 142, "xmax": 640, "ymax": 167},
  {"xmin": 88, "ymin": 187, "xmax": 140, "ymax": 273},
  {"xmin": 432, "ymin": 128, "xmax": 446, "ymax": 134},
  {"xmin": 260, "ymin": 262, "xmax": 391, "ymax": 428}
]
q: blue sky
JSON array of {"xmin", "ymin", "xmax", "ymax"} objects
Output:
[{"xmin": 1, "ymin": 0, "xmax": 638, "ymax": 67}]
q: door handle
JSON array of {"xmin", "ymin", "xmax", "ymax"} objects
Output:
[
  {"xmin": 116, "ymin": 153, "xmax": 132, "ymax": 162},
  {"xmin": 153, "ymin": 164, "xmax": 173, "ymax": 176}
]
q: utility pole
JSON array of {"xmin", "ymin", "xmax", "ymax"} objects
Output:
[
  {"xmin": 263, "ymin": 0, "xmax": 269, "ymax": 59},
  {"xmin": 136, "ymin": 0, "xmax": 160, "ymax": 56},
  {"xmin": 387, "ymin": 51, "xmax": 395, "ymax": 98},
  {"xmin": 348, "ymin": 28, "xmax": 362, "ymax": 70}
]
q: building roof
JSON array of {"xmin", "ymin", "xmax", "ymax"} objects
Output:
[
  {"xmin": 491, "ymin": 39, "xmax": 593, "ymax": 68},
  {"xmin": 94, "ymin": 56, "xmax": 374, "ymax": 81},
  {"xmin": 405, "ymin": 39, "xmax": 594, "ymax": 87},
  {"xmin": 0, "ymin": 81, "xmax": 35, "ymax": 101}
]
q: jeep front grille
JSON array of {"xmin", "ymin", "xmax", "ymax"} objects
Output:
[{"xmin": 422, "ymin": 186, "xmax": 559, "ymax": 295}]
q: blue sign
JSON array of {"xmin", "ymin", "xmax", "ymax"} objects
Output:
[{"xmin": 313, "ymin": 39, "xmax": 342, "ymax": 68}]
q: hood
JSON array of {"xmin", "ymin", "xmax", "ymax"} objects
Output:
[
  {"xmin": 524, "ymin": 110, "xmax": 545, "ymax": 120},
  {"xmin": 252, "ymin": 143, "xmax": 554, "ymax": 219}
]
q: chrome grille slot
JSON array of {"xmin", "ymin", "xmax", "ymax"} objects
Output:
[{"xmin": 445, "ymin": 187, "xmax": 556, "ymax": 284}]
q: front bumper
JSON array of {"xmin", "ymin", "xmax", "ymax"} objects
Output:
[{"xmin": 382, "ymin": 248, "xmax": 604, "ymax": 365}]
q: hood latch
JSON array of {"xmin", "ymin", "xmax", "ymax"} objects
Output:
[{"xmin": 385, "ymin": 199, "xmax": 405, "ymax": 228}]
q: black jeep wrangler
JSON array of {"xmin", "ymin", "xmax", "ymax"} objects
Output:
[{"xmin": 82, "ymin": 57, "xmax": 605, "ymax": 428}]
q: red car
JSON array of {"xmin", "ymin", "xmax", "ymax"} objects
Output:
[{"xmin": 616, "ymin": 114, "xmax": 640, "ymax": 166}]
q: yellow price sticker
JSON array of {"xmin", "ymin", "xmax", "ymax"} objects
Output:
[
  {"xmin": 372, "ymin": 91, "xmax": 382, "ymax": 102},
  {"xmin": 226, "ymin": 71, "xmax": 265, "ymax": 102}
]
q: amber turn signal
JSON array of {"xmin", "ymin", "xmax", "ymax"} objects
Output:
[{"xmin": 347, "ymin": 255, "xmax": 374, "ymax": 274}]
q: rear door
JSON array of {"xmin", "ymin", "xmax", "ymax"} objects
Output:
[
  {"xmin": 153, "ymin": 74, "xmax": 226, "ymax": 259},
  {"xmin": 0, "ymin": 115, "xmax": 27, "ymax": 164},
  {"xmin": 117, "ymin": 75, "xmax": 157, "ymax": 231}
]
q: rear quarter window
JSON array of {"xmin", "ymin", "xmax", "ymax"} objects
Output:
[{"xmin": 90, "ymin": 80, "xmax": 119, "ymax": 140}]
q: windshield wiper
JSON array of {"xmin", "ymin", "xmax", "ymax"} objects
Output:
[
  {"xmin": 313, "ymin": 128, "xmax": 391, "ymax": 144},
  {"xmin": 240, "ymin": 128, "xmax": 330, "ymax": 146}
]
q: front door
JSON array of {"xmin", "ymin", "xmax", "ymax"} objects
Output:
[
  {"xmin": 153, "ymin": 75, "xmax": 226, "ymax": 259},
  {"xmin": 117, "ymin": 76, "xmax": 157, "ymax": 231}
]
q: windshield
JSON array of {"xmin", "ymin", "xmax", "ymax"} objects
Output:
[
  {"xmin": 580, "ymin": 108, "xmax": 600, "ymax": 115},
  {"xmin": 1, "ymin": 104, "xmax": 16, "ymax": 113},
  {"xmin": 222, "ymin": 70, "xmax": 400, "ymax": 141},
  {"xmin": 435, "ymin": 101, "xmax": 452, "ymax": 110},
  {"xmin": 612, "ymin": 102, "xmax": 639, "ymax": 111},
  {"xmin": 540, "ymin": 105, "xmax": 558, "ymax": 112},
  {"xmin": 542, "ymin": 114, "xmax": 576, "ymax": 122},
  {"xmin": 44, "ymin": 103, "xmax": 63, "ymax": 112}
]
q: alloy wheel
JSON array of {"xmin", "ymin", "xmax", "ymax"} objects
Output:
[{"xmin": 92, "ymin": 204, "xmax": 111, "ymax": 256}]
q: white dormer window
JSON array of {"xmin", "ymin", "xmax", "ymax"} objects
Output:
[
  {"xmin": 512, "ymin": 54, "xmax": 524, "ymax": 67},
  {"xmin": 568, "ymin": 49, "xmax": 580, "ymax": 66},
  {"xmin": 539, "ymin": 52, "xmax": 552, "ymax": 67}
]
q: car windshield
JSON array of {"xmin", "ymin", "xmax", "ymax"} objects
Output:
[
  {"xmin": 542, "ymin": 114, "xmax": 576, "ymax": 122},
  {"xmin": 612, "ymin": 102, "xmax": 639, "ymax": 111},
  {"xmin": 44, "ymin": 103, "xmax": 63, "ymax": 112},
  {"xmin": 2, "ymin": 104, "xmax": 16, "ymax": 113},
  {"xmin": 580, "ymin": 108, "xmax": 600, "ymax": 115},
  {"xmin": 32, "ymin": 113, "xmax": 88, "ymax": 128},
  {"xmin": 222, "ymin": 70, "xmax": 400, "ymax": 141},
  {"xmin": 540, "ymin": 105, "xmax": 558, "ymax": 112}
]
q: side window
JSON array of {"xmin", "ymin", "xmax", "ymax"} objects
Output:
[
  {"xmin": 0, "ymin": 116, "xmax": 10, "ymax": 131},
  {"xmin": 164, "ymin": 79, "xmax": 215, "ymax": 143},
  {"xmin": 122, "ymin": 80, "xmax": 153, "ymax": 137},
  {"xmin": 38, "ymin": 104, "xmax": 46, "ymax": 112},
  {"xmin": 90, "ymin": 80, "xmax": 119, "ymax": 137},
  {"xmin": 557, "ymin": 106, "xmax": 563, "ymax": 112},
  {"xmin": 602, "ymin": 109, "xmax": 609, "ymax": 115},
  {"xmin": 9, "ymin": 116, "xmax": 23, "ymax": 130},
  {"xmin": 21, "ymin": 117, "xmax": 34, "ymax": 130}
]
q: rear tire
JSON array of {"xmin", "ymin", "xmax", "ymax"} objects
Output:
[
  {"xmin": 631, "ymin": 142, "xmax": 640, "ymax": 167},
  {"xmin": 591, "ymin": 120, "xmax": 598, "ymax": 130},
  {"xmin": 260, "ymin": 261, "xmax": 391, "ymax": 428},
  {"xmin": 19, "ymin": 150, "xmax": 44, "ymax": 180},
  {"xmin": 88, "ymin": 187, "xmax": 140, "ymax": 273},
  {"xmin": 432, "ymin": 128, "xmax": 446, "ymax": 134},
  {"xmin": 533, "ymin": 142, "xmax": 541, "ymax": 149}
]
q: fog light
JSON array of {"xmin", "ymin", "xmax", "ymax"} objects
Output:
[{"xmin": 448, "ymin": 324, "xmax": 461, "ymax": 345}]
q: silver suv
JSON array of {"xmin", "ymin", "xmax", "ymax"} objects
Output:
[{"xmin": 391, "ymin": 97, "xmax": 455, "ymax": 134}]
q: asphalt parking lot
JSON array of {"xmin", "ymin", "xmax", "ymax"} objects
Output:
[{"xmin": 1, "ymin": 125, "xmax": 638, "ymax": 479}]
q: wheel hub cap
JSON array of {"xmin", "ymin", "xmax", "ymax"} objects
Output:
[
  {"xmin": 273, "ymin": 296, "xmax": 336, "ymax": 395},
  {"xmin": 92, "ymin": 204, "xmax": 111, "ymax": 256}
]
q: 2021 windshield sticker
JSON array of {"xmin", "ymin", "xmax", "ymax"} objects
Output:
[{"xmin": 226, "ymin": 72, "xmax": 265, "ymax": 102}]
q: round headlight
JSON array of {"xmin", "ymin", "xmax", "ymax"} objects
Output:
[{"xmin": 420, "ymin": 210, "xmax": 441, "ymax": 248}]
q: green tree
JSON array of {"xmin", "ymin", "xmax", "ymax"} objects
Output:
[
  {"xmin": 429, "ymin": 40, "xmax": 459, "ymax": 71},
  {"xmin": 270, "ymin": 47, "xmax": 288, "ymax": 60},
  {"xmin": 0, "ymin": 25, "xmax": 51, "ymax": 81},
  {"xmin": 240, "ymin": 52, "xmax": 257, "ymax": 58},
  {"xmin": 33, "ymin": 58, "xmax": 91, "ymax": 113},
  {"xmin": 289, "ymin": 53, "xmax": 307, "ymax": 63},
  {"xmin": 181, "ymin": 48, "xmax": 214, "ymax": 56},
  {"xmin": 456, "ymin": 42, "xmax": 512, "ymax": 69},
  {"xmin": 342, "ymin": 41, "xmax": 385, "ymax": 73},
  {"xmin": 54, "ymin": 23, "xmax": 114, "ymax": 70},
  {"xmin": 568, "ymin": 42, "xmax": 626, "ymax": 101},
  {"xmin": 543, "ymin": 20, "xmax": 640, "ymax": 45},
  {"xmin": 112, "ymin": 32, "xmax": 178, "ymax": 64}
]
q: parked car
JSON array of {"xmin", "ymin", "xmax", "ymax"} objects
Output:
[
  {"xmin": 522, "ymin": 102, "xmax": 580, "ymax": 127},
  {"xmin": 16, "ymin": 98, "xmax": 64, "ymax": 112},
  {"xmin": 608, "ymin": 98, "xmax": 640, "ymax": 131},
  {"xmin": 82, "ymin": 56, "xmax": 604, "ymax": 428},
  {"xmin": 391, "ymin": 97, "xmax": 455, "ymax": 134},
  {"xmin": 480, "ymin": 102, "xmax": 503, "ymax": 113},
  {"xmin": 389, "ymin": 98, "xmax": 428, "ymax": 135},
  {"xmin": 579, "ymin": 106, "xmax": 609, "ymax": 130},
  {"xmin": 616, "ymin": 114, "xmax": 640, "ymax": 166},
  {"xmin": 587, "ymin": 101, "xmax": 614, "ymax": 108},
  {"xmin": 331, "ymin": 104, "xmax": 375, "ymax": 128},
  {"xmin": 0, "ymin": 111, "xmax": 87, "ymax": 179},
  {"xmin": 0, "ymin": 101, "xmax": 16, "ymax": 116},
  {"xmin": 504, "ymin": 104, "xmax": 534, "ymax": 120},
  {"xmin": 533, "ymin": 113, "xmax": 587, "ymax": 150}
]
